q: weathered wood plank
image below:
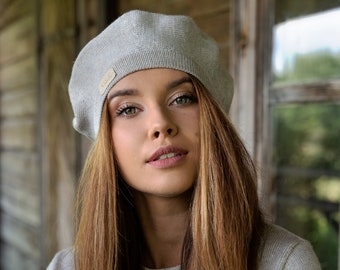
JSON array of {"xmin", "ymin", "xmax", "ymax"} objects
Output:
[
  {"xmin": 0, "ymin": 243, "xmax": 39, "ymax": 270},
  {"xmin": 0, "ymin": 0, "xmax": 33, "ymax": 30},
  {"xmin": 41, "ymin": 0, "xmax": 76, "ymax": 37},
  {"xmin": 252, "ymin": 0, "xmax": 276, "ymax": 218},
  {"xmin": 0, "ymin": 55, "xmax": 37, "ymax": 91},
  {"xmin": 119, "ymin": 0, "xmax": 189, "ymax": 14},
  {"xmin": 0, "ymin": 84, "xmax": 37, "ymax": 117},
  {"xmin": 193, "ymin": 8, "xmax": 230, "ymax": 44},
  {"xmin": 189, "ymin": 0, "xmax": 230, "ymax": 14},
  {"xmin": 0, "ymin": 15, "xmax": 36, "ymax": 65},
  {"xmin": 0, "ymin": 117, "xmax": 37, "ymax": 151},
  {"xmin": 270, "ymin": 80, "xmax": 340, "ymax": 104},
  {"xmin": 0, "ymin": 212, "xmax": 40, "ymax": 260},
  {"xmin": 0, "ymin": 151, "xmax": 39, "ymax": 189},
  {"xmin": 0, "ymin": 182, "xmax": 40, "ymax": 227},
  {"xmin": 228, "ymin": 0, "xmax": 257, "ymax": 156},
  {"xmin": 40, "ymin": 36, "xmax": 78, "ymax": 263}
]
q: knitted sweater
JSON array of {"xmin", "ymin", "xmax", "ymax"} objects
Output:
[{"xmin": 47, "ymin": 224, "xmax": 321, "ymax": 270}]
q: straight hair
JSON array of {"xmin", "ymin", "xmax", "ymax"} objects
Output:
[{"xmin": 74, "ymin": 76, "xmax": 265, "ymax": 270}]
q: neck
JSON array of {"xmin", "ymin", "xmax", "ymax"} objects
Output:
[{"xmin": 134, "ymin": 192, "xmax": 191, "ymax": 269}]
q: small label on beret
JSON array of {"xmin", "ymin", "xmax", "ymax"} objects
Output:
[{"xmin": 99, "ymin": 68, "xmax": 116, "ymax": 95}]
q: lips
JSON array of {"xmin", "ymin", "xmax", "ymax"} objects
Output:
[
  {"xmin": 147, "ymin": 146, "xmax": 188, "ymax": 168},
  {"xmin": 156, "ymin": 152, "xmax": 180, "ymax": 160}
]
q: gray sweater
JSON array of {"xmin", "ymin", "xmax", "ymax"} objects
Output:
[{"xmin": 47, "ymin": 224, "xmax": 321, "ymax": 270}]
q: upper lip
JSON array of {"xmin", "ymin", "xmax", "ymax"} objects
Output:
[{"xmin": 147, "ymin": 145, "xmax": 188, "ymax": 162}]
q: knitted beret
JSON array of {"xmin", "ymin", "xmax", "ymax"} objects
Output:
[{"xmin": 69, "ymin": 10, "xmax": 233, "ymax": 140}]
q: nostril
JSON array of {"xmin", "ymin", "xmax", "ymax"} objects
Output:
[{"xmin": 152, "ymin": 128, "xmax": 175, "ymax": 139}]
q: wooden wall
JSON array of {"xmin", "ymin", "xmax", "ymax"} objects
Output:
[
  {"xmin": 0, "ymin": 1, "xmax": 40, "ymax": 269},
  {"xmin": 0, "ymin": 0, "xmax": 81, "ymax": 268},
  {"xmin": 0, "ymin": 0, "xmax": 233, "ymax": 269},
  {"xmin": 39, "ymin": 0, "xmax": 78, "ymax": 265}
]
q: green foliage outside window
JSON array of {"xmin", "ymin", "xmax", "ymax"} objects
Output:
[
  {"xmin": 274, "ymin": 50, "xmax": 340, "ymax": 85},
  {"xmin": 272, "ymin": 51, "xmax": 340, "ymax": 270}
]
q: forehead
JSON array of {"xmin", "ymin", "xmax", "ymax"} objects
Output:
[{"xmin": 111, "ymin": 68, "xmax": 190, "ymax": 90}]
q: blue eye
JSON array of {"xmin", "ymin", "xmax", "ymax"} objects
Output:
[
  {"xmin": 116, "ymin": 105, "xmax": 139, "ymax": 116},
  {"xmin": 172, "ymin": 94, "xmax": 197, "ymax": 105}
]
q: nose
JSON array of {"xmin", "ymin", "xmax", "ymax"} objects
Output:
[
  {"xmin": 153, "ymin": 128, "xmax": 174, "ymax": 139},
  {"xmin": 148, "ymin": 107, "xmax": 178, "ymax": 140}
]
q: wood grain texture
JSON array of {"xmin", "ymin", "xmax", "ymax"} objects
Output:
[
  {"xmin": 0, "ymin": 56, "xmax": 37, "ymax": 91},
  {"xmin": 0, "ymin": 15, "xmax": 36, "ymax": 66}
]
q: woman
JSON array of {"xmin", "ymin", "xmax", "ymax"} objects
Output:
[{"xmin": 48, "ymin": 10, "xmax": 321, "ymax": 270}]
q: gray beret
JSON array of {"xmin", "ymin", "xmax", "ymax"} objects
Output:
[{"xmin": 69, "ymin": 10, "xmax": 233, "ymax": 140}]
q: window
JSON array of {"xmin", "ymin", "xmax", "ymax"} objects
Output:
[{"xmin": 270, "ymin": 2, "xmax": 340, "ymax": 269}]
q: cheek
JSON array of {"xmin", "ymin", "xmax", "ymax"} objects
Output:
[
  {"xmin": 111, "ymin": 125, "xmax": 132, "ymax": 159},
  {"xmin": 111, "ymin": 122, "xmax": 144, "ymax": 164},
  {"xmin": 111, "ymin": 120, "xmax": 139, "ymax": 144},
  {"xmin": 182, "ymin": 110, "xmax": 200, "ymax": 137}
]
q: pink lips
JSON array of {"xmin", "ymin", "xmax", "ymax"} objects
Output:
[{"xmin": 147, "ymin": 146, "xmax": 188, "ymax": 168}]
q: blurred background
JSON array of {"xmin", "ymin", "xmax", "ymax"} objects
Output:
[{"xmin": 0, "ymin": 0, "xmax": 339, "ymax": 269}]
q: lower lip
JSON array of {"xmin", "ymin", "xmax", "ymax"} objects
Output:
[{"xmin": 147, "ymin": 154, "xmax": 187, "ymax": 169}]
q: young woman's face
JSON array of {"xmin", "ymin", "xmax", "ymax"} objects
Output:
[{"xmin": 108, "ymin": 68, "xmax": 200, "ymax": 198}]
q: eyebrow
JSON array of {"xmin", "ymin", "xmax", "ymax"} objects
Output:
[
  {"xmin": 107, "ymin": 89, "xmax": 138, "ymax": 101},
  {"xmin": 107, "ymin": 75, "xmax": 192, "ymax": 101},
  {"xmin": 166, "ymin": 76, "xmax": 192, "ymax": 91}
]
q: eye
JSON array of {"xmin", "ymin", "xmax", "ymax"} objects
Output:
[
  {"xmin": 171, "ymin": 94, "xmax": 197, "ymax": 105},
  {"xmin": 116, "ymin": 104, "xmax": 139, "ymax": 117}
]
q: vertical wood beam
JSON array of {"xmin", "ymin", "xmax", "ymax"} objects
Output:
[
  {"xmin": 230, "ymin": 0, "xmax": 276, "ymax": 218},
  {"xmin": 254, "ymin": 0, "xmax": 275, "ymax": 219},
  {"xmin": 229, "ymin": 0, "xmax": 257, "ymax": 156}
]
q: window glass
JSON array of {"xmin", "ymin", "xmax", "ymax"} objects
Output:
[
  {"xmin": 272, "ymin": 7, "xmax": 340, "ymax": 85},
  {"xmin": 272, "ymin": 103, "xmax": 340, "ymax": 269}
]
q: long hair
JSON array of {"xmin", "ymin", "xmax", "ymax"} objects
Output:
[
  {"xmin": 182, "ymin": 78, "xmax": 265, "ymax": 269},
  {"xmin": 74, "ymin": 101, "xmax": 144, "ymax": 270},
  {"xmin": 74, "ymin": 76, "xmax": 265, "ymax": 270}
]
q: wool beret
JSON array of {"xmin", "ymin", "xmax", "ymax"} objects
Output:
[{"xmin": 69, "ymin": 10, "xmax": 233, "ymax": 140}]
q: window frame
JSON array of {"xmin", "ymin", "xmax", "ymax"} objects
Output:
[
  {"xmin": 231, "ymin": 0, "xmax": 340, "ymax": 217},
  {"xmin": 231, "ymin": 0, "xmax": 340, "ymax": 266}
]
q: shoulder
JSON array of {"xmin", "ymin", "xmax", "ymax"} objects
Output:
[
  {"xmin": 258, "ymin": 223, "xmax": 321, "ymax": 270},
  {"xmin": 47, "ymin": 248, "xmax": 75, "ymax": 270}
]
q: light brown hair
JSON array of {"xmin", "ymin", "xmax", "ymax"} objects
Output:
[{"xmin": 74, "ymin": 76, "xmax": 265, "ymax": 270}]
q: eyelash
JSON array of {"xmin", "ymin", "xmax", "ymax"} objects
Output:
[
  {"xmin": 171, "ymin": 93, "xmax": 197, "ymax": 105},
  {"xmin": 115, "ymin": 104, "xmax": 139, "ymax": 117},
  {"xmin": 114, "ymin": 93, "xmax": 197, "ymax": 117}
]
